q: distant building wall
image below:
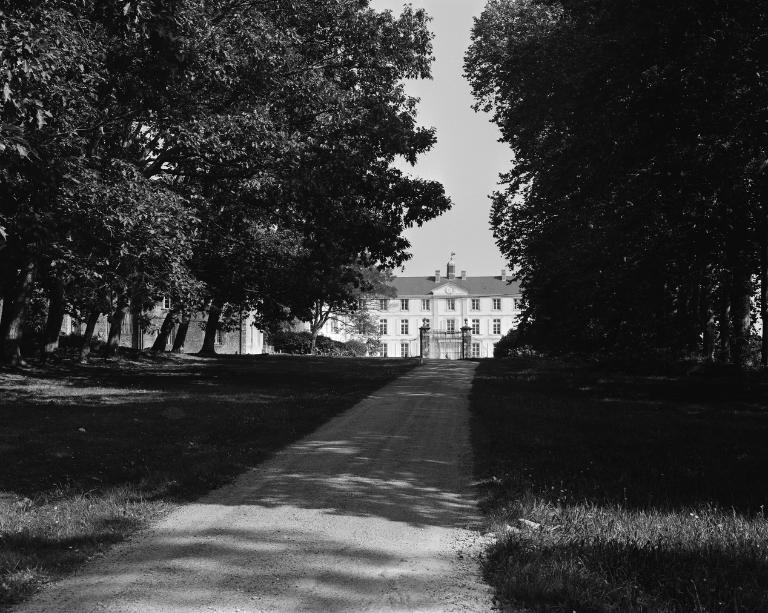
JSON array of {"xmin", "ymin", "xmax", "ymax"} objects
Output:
[
  {"xmin": 61, "ymin": 304, "xmax": 265, "ymax": 355},
  {"xmin": 369, "ymin": 261, "xmax": 522, "ymax": 359}
]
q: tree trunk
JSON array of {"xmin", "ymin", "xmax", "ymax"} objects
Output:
[
  {"xmin": 703, "ymin": 303, "xmax": 716, "ymax": 363},
  {"xmin": 310, "ymin": 328, "xmax": 319, "ymax": 354},
  {"xmin": 103, "ymin": 301, "xmax": 129, "ymax": 357},
  {"xmin": 79, "ymin": 310, "xmax": 100, "ymax": 362},
  {"xmin": 718, "ymin": 279, "xmax": 732, "ymax": 363},
  {"xmin": 0, "ymin": 258, "xmax": 35, "ymax": 366},
  {"xmin": 151, "ymin": 307, "xmax": 178, "ymax": 352},
  {"xmin": 41, "ymin": 281, "xmax": 66, "ymax": 363},
  {"xmin": 309, "ymin": 303, "xmax": 330, "ymax": 354},
  {"xmin": 199, "ymin": 299, "xmax": 223, "ymax": 355},
  {"xmin": 730, "ymin": 263, "xmax": 753, "ymax": 370},
  {"xmin": 761, "ymin": 225, "xmax": 768, "ymax": 367},
  {"xmin": 171, "ymin": 312, "xmax": 190, "ymax": 353}
]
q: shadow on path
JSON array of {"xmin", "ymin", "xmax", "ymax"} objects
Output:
[{"xmin": 16, "ymin": 360, "xmax": 491, "ymax": 613}]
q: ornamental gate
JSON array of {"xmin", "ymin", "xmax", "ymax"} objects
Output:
[{"xmin": 419, "ymin": 324, "xmax": 471, "ymax": 360}]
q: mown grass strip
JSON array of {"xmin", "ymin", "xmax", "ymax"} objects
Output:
[
  {"xmin": 0, "ymin": 354, "xmax": 414, "ymax": 608},
  {"xmin": 469, "ymin": 358, "xmax": 768, "ymax": 612}
]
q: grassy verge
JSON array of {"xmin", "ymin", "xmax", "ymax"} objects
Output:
[
  {"xmin": 0, "ymin": 354, "xmax": 414, "ymax": 608},
  {"xmin": 469, "ymin": 358, "xmax": 768, "ymax": 612}
]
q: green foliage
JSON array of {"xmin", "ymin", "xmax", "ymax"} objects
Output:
[
  {"xmin": 268, "ymin": 330, "xmax": 314, "ymax": 354},
  {"xmin": 1, "ymin": 1, "xmax": 450, "ymax": 362},
  {"xmin": 466, "ymin": 0, "xmax": 768, "ymax": 363},
  {"xmin": 492, "ymin": 328, "xmax": 519, "ymax": 358},
  {"xmin": 344, "ymin": 339, "xmax": 368, "ymax": 357}
]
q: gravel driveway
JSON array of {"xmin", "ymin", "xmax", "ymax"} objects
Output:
[{"xmin": 15, "ymin": 360, "xmax": 493, "ymax": 612}]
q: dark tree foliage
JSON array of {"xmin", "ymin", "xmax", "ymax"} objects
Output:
[
  {"xmin": 0, "ymin": 0, "xmax": 449, "ymax": 362},
  {"xmin": 466, "ymin": 0, "xmax": 768, "ymax": 366}
]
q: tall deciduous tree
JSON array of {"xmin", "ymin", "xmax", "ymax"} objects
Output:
[{"xmin": 466, "ymin": 0, "xmax": 768, "ymax": 366}]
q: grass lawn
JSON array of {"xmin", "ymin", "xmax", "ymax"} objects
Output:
[
  {"xmin": 469, "ymin": 358, "xmax": 768, "ymax": 612},
  {"xmin": 0, "ymin": 354, "xmax": 414, "ymax": 608}
]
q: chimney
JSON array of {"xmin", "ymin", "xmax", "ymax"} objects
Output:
[
  {"xmin": 435, "ymin": 269, "xmax": 441, "ymax": 283},
  {"xmin": 460, "ymin": 270, "xmax": 467, "ymax": 280},
  {"xmin": 447, "ymin": 260, "xmax": 456, "ymax": 279},
  {"xmin": 501, "ymin": 269, "xmax": 508, "ymax": 282}
]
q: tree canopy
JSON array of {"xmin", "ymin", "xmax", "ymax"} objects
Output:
[
  {"xmin": 0, "ymin": 0, "xmax": 450, "ymax": 363},
  {"xmin": 466, "ymin": 0, "xmax": 768, "ymax": 366}
]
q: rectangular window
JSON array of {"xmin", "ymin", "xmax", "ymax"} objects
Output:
[
  {"xmin": 400, "ymin": 319, "xmax": 409, "ymax": 335},
  {"xmin": 382, "ymin": 343, "xmax": 388, "ymax": 357},
  {"xmin": 400, "ymin": 342, "xmax": 409, "ymax": 358},
  {"xmin": 446, "ymin": 319, "xmax": 456, "ymax": 333},
  {"xmin": 379, "ymin": 319, "xmax": 388, "ymax": 335},
  {"xmin": 471, "ymin": 342, "xmax": 481, "ymax": 358},
  {"xmin": 162, "ymin": 296, "xmax": 172, "ymax": 310},
  {"xmin": 471, "ymin": 298, "xmax": 480, "ymax": 311},
  {"xmin": 331, "ymin": 320, "xmax": 340, "ymax": 334},
  {"xmin": 421, "ymin": 299, "xmax": 430, "ymax": 310},
  {"xmin": 400, "ymin": 299, "xmax": 409, "ymax": 311},
  {"xmin": 379, "ymin": 299, "xmax": 388, "ymax": 310},
  {"xmin": 471, "ymin": 319, "xmax": 480, "ymax": 334},
  {"xmin": 493, "ymin": 318, "xmax": 501, "ymax": 335},
  {"xmin": 493, "ymin": 298, "xmax": 502, "ymax": 310},
  {"xmin": 447, "ymin": 298, "xmax": 456, "ymax": 311}
]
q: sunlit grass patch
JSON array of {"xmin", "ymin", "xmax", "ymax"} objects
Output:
[
  {"xmin": 470, "ymin": 358, "xmax": 768, "ymax": 612},
  {"xmin": 0, "ymin": 486, "xmax": 165, "ymax": 605},
  {"xmin": 0, "ymin": 355, "xmax": 414, "ymax": 607}
]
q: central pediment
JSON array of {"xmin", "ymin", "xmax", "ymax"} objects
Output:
[{"xmin": 430, "ymin": 282, "xmax": 469, "ymax": 296}]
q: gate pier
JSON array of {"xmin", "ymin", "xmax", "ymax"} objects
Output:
[{"xmin": 419, "ymin": 320, "xmax": 472, "ymax": 360}]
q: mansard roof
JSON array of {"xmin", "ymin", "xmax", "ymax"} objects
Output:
[{"xmin": 390, "ymin": 276, "xmax": 521, "ymax": 297}]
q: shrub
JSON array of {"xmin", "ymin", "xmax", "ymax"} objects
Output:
[
  {"xmin": 269, "ymin": 330, "xmax": 313, "ymax": 354},
  {"xmin": 344, "ymin": 339, "xmax": 368, "ymax": 357},
  {"xmin": 493, "ymin": 328, "xmax": 520, "ymax": 358}
]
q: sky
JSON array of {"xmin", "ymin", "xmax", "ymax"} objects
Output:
[{"xmin": 370, "ymin": 0, "xmax": 511, "ymax": 277}]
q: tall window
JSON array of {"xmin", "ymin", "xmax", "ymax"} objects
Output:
[
  {"xmin": 400, "ymin": 342, "xmax": 409, "ymax": 358},
  {"xmin": 382, "ymin": 343, "xmax": 388, "ymax": 357},
  {"xmin": 400, "ymin": 299, "xmax": 409, "ymax": 311},
  {"xmin": 446, "ymin": 319, "xmax": 456, "ymax": 333},
  {"xmin": 492, "ymin": 318, "xmax": 501, "ymax": 335},
  {"xmin": 379, "ymin": 299, "xmax": 388, "ymax": 310},
  {"xmin": 379, "ymin": 319, "xmax": 388, "ymax": 335},
  {"xmin": 471, "ymin": 342, "xmax": 480, "ymax": 358},
  {"xmin": 421, "ymin": 299, "xmax": 430, "ymax": 310},
  {"xmin": 492, "ymin": 298, "xmax": 502, "ymax": 310},
  {"xmin": 447, "ymin": 298, "xmax": 456, "ymax": 311},
  {"xmin": 471, "ymin": 298, "xmax": 480, "ymax": 310},
  {"xmin": 400, "ymin": 319, "xmax": 409, "ymax": 335},
  {"xmin": 471, "ymin": 319, "xmax": 480, "ymax": 334},
  {"xmin": 162, "ymin": 296, "xmax": 172, "ymax": 310},
  {"xmin": 216, "ymin": 328, "xmax": 224, "ymax": 345}
]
